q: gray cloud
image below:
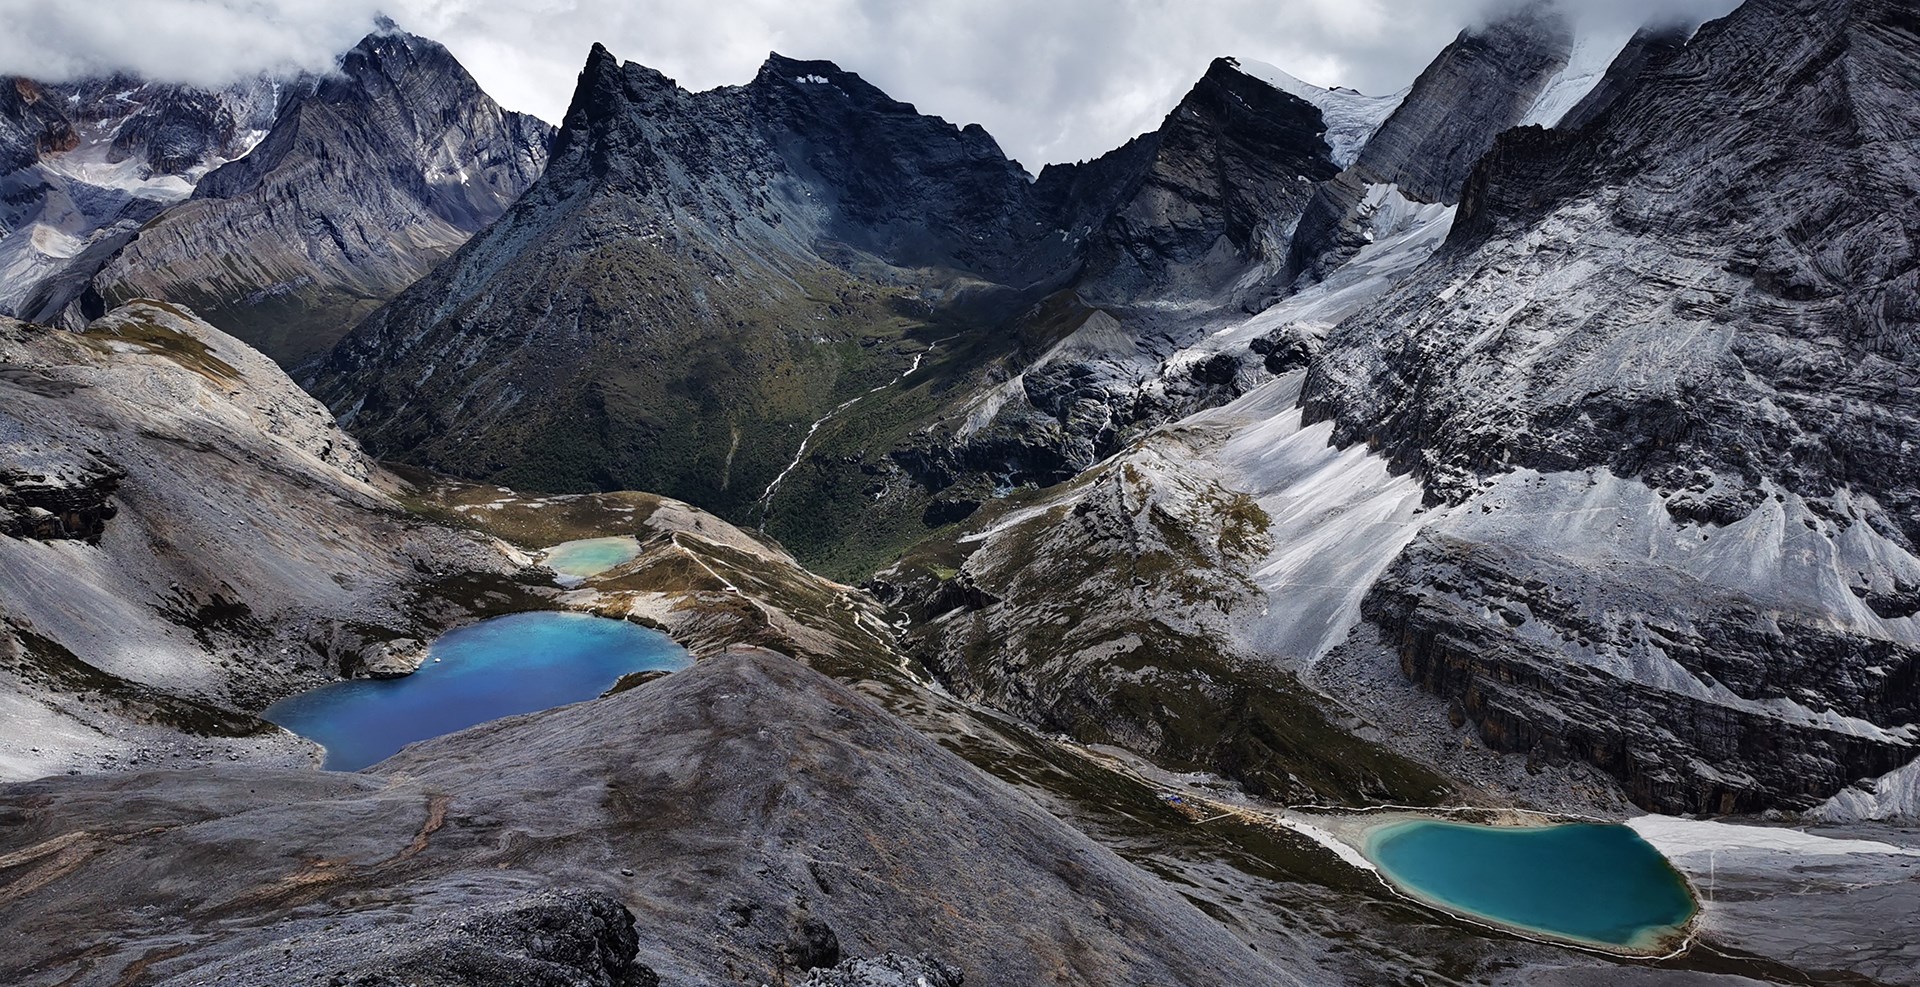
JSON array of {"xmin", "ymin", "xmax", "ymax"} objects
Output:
[{"xmin": 0, "ymin": 0, "xmax": 1742, "ymax": 168}]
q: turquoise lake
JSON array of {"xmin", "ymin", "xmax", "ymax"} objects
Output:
[
  {"xmin": 265, "ymin": 611, "xmax": 689, "ymax": 770},
  {"xmin": 542, "ymin": 536, "xmax": 642, "ymax": 581},
  {"xmin": 1367, "ymin": 820, "xmax": 1696, "ymax": 950}
]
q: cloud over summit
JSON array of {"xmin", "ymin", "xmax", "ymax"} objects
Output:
[{"xmin": 0, "ymin": 0, "xmax": 1741, "ymax": 168}]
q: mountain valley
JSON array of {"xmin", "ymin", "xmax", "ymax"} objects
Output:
[{"xmin": 3, "ymin": 3, "xmax": 1919, "ymax": 985}]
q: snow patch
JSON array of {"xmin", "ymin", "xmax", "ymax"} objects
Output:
[
  {"xmin": 1810, "ymin": 757, "xmax": 1920, "ymax": 824},
  {"xmin": 1627, "ymin": 815, "xmax": 1920, "ymax": 860},
  {"xmin": 1227, "ymin": 57, "xmax": 1406, "ymax": 168},
  {"xmin": 1518, "ymin": 25, "xmax": 1637, "ymax": 128}
]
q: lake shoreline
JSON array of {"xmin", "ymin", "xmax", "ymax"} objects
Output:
[{"xmin": 1283, "ymin": 807, "xmax": 1701, "ymax": 958}]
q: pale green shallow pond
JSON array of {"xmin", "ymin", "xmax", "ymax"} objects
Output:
[
  {"xmin": 541, "ymin": 536, "xmax": 642, "ymax": 580},
  {"xmin": 1366, "ymin": 820, "xmax": 1697, "ymax": 952}
]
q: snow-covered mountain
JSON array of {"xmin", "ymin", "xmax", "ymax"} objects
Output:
[{"xmin": 886, "ymin": 0, "xmax": 1920, "ymax": 822}]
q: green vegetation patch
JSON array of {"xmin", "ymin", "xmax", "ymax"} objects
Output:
[{"xmin": 82, "ymin": 303, "xmax": 242, "ymax": 384}]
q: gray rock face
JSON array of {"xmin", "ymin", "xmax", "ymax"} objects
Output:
[
  {"xmin": 800, "ymin": 953, "xmax": 963, "ymax": 987},
  {"xmin": 0, "ymin": 300, "xmax": 520, "ymax": 780},
  {"xmin": 45, "ymin": 27, "xmax": 553, "ymax": 367},
  {"xmin": 1295, "ymin": 0, "xmax": 1920, "ymax": 812},
  {"xmin": 0, "ymin": 648, "xmax": 1303, "ymax": 987},
  {"xmin": 1286, "ymin": 4, "xmax": 1574, "ymax": 284},
  {"xmin": 173, "ymin": 889, "xmax": 660, "ymax": 987},
  {"xmin": 1556, "ymin": 25, "xmax": 1692, "ymax": 132},
  {"xmin": 1367, "ymin": 529, "xmax": 1916, "ymax": 814},
  {"xmin": 1347, "ymin": 6, "xmax": 1574, "ymax": 203},
  {"xmin": 0, "ymin": 438, "xmax": 123, "ymax": 543},
  {"xmin": 1034, "ymin": 57, "xmax": 1338, "ymax": 306},
  {"xmin": 0, "ymin": 76, "xmax": 279, "ymax": 318}
]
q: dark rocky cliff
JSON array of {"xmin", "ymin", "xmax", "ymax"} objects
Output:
[
  {"xmin": 312, "ymin": 44, "xmax": 1345, "ymax": 573},
  {"xmin": 25, "ymin": 27, "xmax": 552, "ymax": 367},
  {"xmin": 1035, "ymin": 57, "xmax": 1338, "ymax": 305}
]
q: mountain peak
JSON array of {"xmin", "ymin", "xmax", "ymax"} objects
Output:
[
  {"xmin": 585, "ymin": 41, "xmax": 618, "ymax": 70},
  {"xmin": 761, "ymin": 51, "xmax": 844, "ymax": 76},
  {"xmin": 341, "ymin": 18, "xmax": 452, "ymax": 79},
  {"xmin": 558, "ymin": 41, "xmax": 653, "ymax": 141},
  {"xmin": 1222, "ymin": 56, "xmax": 1405, "ymax": 168},
  {"xmin": 753, "ymin": 52, "xmax": 914, "ymax": 112}
]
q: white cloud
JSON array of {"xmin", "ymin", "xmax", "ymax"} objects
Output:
[{"xmin": 0, "ymin": 0, "xmax": 1743, "ymax": 168}]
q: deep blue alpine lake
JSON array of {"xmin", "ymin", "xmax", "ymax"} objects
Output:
[
  {"xmin": 265, "ymin": 611, "xmax": 689, "ymax": 770},
  {"xmin": 1367, "ymin": 820, "xmax": 1696, "ymax": 950}
]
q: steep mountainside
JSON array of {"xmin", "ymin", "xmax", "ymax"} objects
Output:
[
  {"xmin": 312, "ymin": 44, "xmax": 1348, "ymax": 574},
  {"xmin": 900, "ymin": 0, "xmax": 1920, "ymax": 820},
  {"xmin": 0, "ymin": 76, "xmax": 280, "ymax": 317},
  {"xmin": 0, "ymin": 300, "xmax": 524, "ymax": 779},
  {"xmin": 1346, "ymin": 5, "xmax": 1576, "ymax": 203},
  {"xmin": 315, "ymin": 45, "xmax": 1053, "ymax": 545},
  {"xmin": 29, "ymin": 27, "xmax": 552, "ymax": 367},
  {"xmin": 1287, "ymin": 5, "xmax": 1577, "ymax": 283},
  {"xmin": 1296, "ymin": 0, "xmax": 1920, "ymax": 812}
]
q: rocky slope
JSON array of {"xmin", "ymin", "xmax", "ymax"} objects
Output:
[
  {"xmin": 896, "ymin": 0, "xmax": 1920, "ymax": 820},
  {"xmin": 0, "ymin": 299, "xmax": 535, "ymax": 779},
  {"xmin": 0, "ymin": 75, "xmax": 280, "ymax": 318},
  {"xmin": 28, "ymin": 26, "xmax": 552, "ymax": 367},
  {"xmin": 0, "ymin": 648, "xmax": 1304, "ymax": 987}
]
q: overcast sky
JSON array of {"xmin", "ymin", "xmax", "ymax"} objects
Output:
[{"xmin": 0, "ymin": 0, "xmax": 1740, "ymax": 168}]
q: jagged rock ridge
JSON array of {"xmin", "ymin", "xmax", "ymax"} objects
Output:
[
  {"xmin": 311, "ymin": 43, "xmax": 1346, "ymax": 572},
  {"xmin": 29, "ymin": 26, "xmax": 554, "ymax": 367}
]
